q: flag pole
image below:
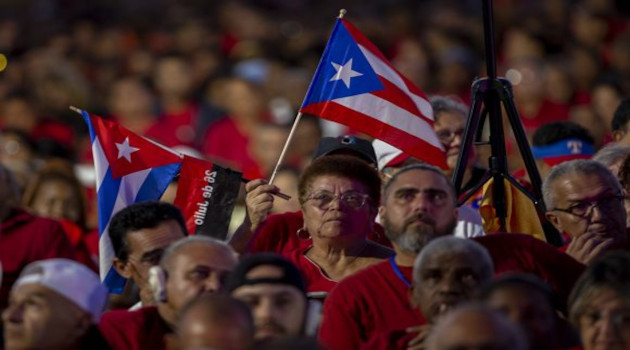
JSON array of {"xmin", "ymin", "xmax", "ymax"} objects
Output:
[
  {"xmin": 268, "ymin": 8, "xmax": 347, "ymax": 185},
  {"xmin": 269, "ymin": 112, "xmax": 303, "ymax": 184}
]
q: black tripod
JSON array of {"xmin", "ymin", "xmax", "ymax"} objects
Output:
[{"xmin": 451, "ymin": 0, "xmax": 563, "ymax": 246}]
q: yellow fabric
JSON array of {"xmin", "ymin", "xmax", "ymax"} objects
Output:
[{"xmin": 478, "ymin": 178, "xmax": 546, "ymax": 241}]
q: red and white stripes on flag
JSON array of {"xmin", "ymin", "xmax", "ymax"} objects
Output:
[{"xmin": 300, "ymin": 18, "xmax": 446, "ymax": 169}]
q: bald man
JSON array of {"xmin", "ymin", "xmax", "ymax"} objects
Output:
[
  {"xmin": 100, "ymin": 236, "xmax": 238, "ymax": 350},
  {"xmin": 168, "ymin": 294, "xmax": 254, "ymax": 350},
  {"xmin": 427, "ymin": 303, "xmax": 527, "ymax": 350}
]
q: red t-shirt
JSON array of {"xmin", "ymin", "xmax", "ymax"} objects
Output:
[
  {"xmin": 283, "ymin": 247, "xmax": 341, "ymax": 294},
  {"xmin": 318, "ymin": 233, "xmax": 584, "ymax": 350},
  {"xmin": 201, "ymin": 117, "xmax": 262, "ymax": 180},
  {"xmin": 318, "ymin": 260, "xmax": 422, "ymax": 350},
  {"xmin": 519, "ymin": 99, "xmax": 570, "ymax": 135},
  {"xmin": 360, "ymin": 329, "xmax": 415, "ymax": 350},
  {"xmin": 247, "ymin": 211, "xmax": 391, "ymax": 255},
  {"xmin": 0, "ymin": 209, "xmax": 77, "ymax": 311},
  {"xmin": 99, "ymin": 306, "xmax": 171, "ymax": 350},
  {"xmin": 474, "ymin": 233, "xmax": 585, "ymax": 305}
]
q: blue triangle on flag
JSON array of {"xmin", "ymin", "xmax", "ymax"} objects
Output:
[{"xmin": 302, "ymin": 20, "xmax": 385, "ymax": 106}]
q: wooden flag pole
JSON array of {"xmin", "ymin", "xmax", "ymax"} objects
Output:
[
  {"xmin": 269, "ymin": 111, "xmax": 303, "ymax": 184},
  {"xmin": 268, "ymin": 9, "xmax": 347, "ymax": 185}
]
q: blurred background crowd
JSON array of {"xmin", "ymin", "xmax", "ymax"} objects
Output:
[{"xmin": 0, "ymin": 0, "xmax": 628, "ymax": 232}]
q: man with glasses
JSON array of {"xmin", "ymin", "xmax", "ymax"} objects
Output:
[
  {"xmin": 431, "ymin": 96, "xmax": 486, "ymax": 195},
  {"xmin": 319, "ymin": 163, "xmax": 584, "ymax": 350},
  {"xmin": 543, "ymin": 159, "xmax": 628, "ymax": 264},
  {"xmin": 109, "ymin": 201, "xmax": 187, "ymax": 308}
]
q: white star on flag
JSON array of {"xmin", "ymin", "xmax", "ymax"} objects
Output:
[
  {"xmin": 116, "ymin": 137, "xmax": 140, "ymax": 162},
  {"xmin": 330, "ymin": 58, "xmax": 363, "ymax": 88}
]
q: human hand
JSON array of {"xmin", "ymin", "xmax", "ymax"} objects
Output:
[
  {"xmin": 406, "ymin": 324, "xmax": 432, "ymax": 350},
  {"xmin": 244, "ymin": 179, "xmax": 280, "ymax": 231},
  {"xmin": 565, "ymin": 232, "xmax": 614, "ymax": 265}
]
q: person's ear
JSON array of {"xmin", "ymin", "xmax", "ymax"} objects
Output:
[
  {"xmin": 378, "ymin": 205, "xmax": 386, "ymax": 219},
  {"xmin": 113, "ymin": 257, "xmax": 132, "ymax": 279},
  {"xmin": 72, "ymin": 311, "xmax": 93, "ymax": 338},
  {"xmin": 613, "ymin": 130, "xmax": 626, "ymax": 142},
  {"xmin": 545, "ymin": 211, "xmax": 562, "ymax": 232}
]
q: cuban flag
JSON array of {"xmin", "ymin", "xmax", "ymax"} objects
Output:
[
  {"xmin": 80, "ymin": 110, "xmax": 183, "ymax": 293},
  {"xmin": 300, "ymin": 18, "xmax": 447, "ymax": 169}
]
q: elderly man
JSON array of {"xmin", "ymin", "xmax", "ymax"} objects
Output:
[
  {"xmin": 2, "ymin": 259, "xmax": 108, "ymax": 350},
  {"xmin": 319, "ymin": 163, "xmax": 584, "ymax": 350},
  {"xmin": 226, "ymin": 253, "xmax": 309, "ymax": 343},
  {"xmin": 109, "ymin": 201, "xmax": 188, "ymax": 308},
  {"xmin": 426, "ymin": 303, "xmax": 527, "ymax": 350},
  {"xmin": 543, "ymin": 159, "xmax": 628, "ymax": 264},
  {"xmin": 363, "ymin": 237, "xmax": 494, "ymax": 349},
  {"xmin": 100, "ymin": 236, "xmax": 238, "ymax": 350},
  {"xmin": 167, "ymin": 294, "xmax": 254, "ymax": 350}
]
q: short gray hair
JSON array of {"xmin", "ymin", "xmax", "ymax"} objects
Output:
[
  {"xmin": 413, "ymin": 236, "xmax": 494, "ymax": 284},
  {"xmin": 542, "ymin": 159, "xmax": 622, "ymax": 209},
  {"xmin": 430, "ymin": 96, "xmax": 468, "ymax": 118},
  {"xmin": 160, "ymin": 236, "xmax": 236, "ymax": 272},
  {"xmin": 592, "ymin": 145, "xmax": 630, "ymax": 170}
]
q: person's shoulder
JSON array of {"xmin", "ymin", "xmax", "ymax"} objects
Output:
[{"xmin": 100, "ymin": 306, "xmax": 159, "ymax": 327}]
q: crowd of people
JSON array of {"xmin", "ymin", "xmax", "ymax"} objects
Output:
[{"xmin": 2, "ymin": 0, "xmax": 630, "ymax": 349}]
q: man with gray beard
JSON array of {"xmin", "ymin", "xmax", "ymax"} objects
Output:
[
  {"xmin": 318, "ymin": 164, "xmax": 459, "ymax": 350},
  {"xmin": 318, "ymin": 164, "xmax": 585, "ymax": 350}
]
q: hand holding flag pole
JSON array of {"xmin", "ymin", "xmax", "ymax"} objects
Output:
[{"xmin": 268, "ymin": 8, "xmax": 353, "ymax": 185}]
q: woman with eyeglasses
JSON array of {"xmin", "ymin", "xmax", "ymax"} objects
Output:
[
  {"xmin": 283, "ymin": 154, "xmax": 393, "ymax": 294},
  {"xmin": 569, "ymin": 252, "xmax": 630, "ymax": 350}
]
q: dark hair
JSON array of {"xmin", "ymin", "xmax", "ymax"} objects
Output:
[
  {"xmin": 477, "ymin": 273, "xmax": 562, "ymax": 313},
  {"xmin": 108, "ymin": 201, "xmax": 187, "ymax": 262},
  {"xmin": 532, "ymin": 121, "xmax": 594, "ymax": 146},
  {"xmin": 298, "ymin": 155, "xmax": 381, "ymax": 206},
  {"xmin": 23, "ymin": 162, "xmax": 88, "ymax": 229},
  {"xmin": 568, "ymin": 252, "xmax": 630, "ymax": 326},
  {"xmin": 612, "ymin": 98, "xmax": 630, "ymax": 132},
  {"xmin": 383, "ymin": 163, "xmax": 455, "ymax": 204},
  {"xmin": 619, "ymin": 153, "xmax": 630, "ymax": 192},
  {"xmin": 226, "ymin": 253, "xmax": 306, "ymax": 295}
]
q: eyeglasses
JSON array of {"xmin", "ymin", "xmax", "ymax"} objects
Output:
[
  {"xmin": 306, "ymin": 191, "xmax": 371, "ymax": 210},
  {"xmin": 579, "ymin": 309, "xmax": 630, "ymax": 329},
  {"xmin": 435, "ymin": 128, "xmax": 464, "ymax": 143},
  {"xmin": 551, "ymin": 193, "xmax": 624, "ymax": 219}
]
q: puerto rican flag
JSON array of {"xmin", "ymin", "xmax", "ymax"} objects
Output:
[
  {"xmin": 300, "ymin": 18, "xmax": 447, "ymax": 169},
  {"xmin": 80, "ymin": 110, "xmax": 182, "ymax": 293}
]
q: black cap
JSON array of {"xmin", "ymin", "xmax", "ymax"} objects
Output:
[
  {"xmin": 225, "ymin": 253, "xmax": 307, "ymax": 295},
  {"xmin": 312, "ymin": 135, "xmax": 377, "ymax": 165}
]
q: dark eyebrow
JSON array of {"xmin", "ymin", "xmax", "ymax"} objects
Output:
[{"xmin": 140, "ymin": 248, "xmax": 165, "ymax": 261}]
